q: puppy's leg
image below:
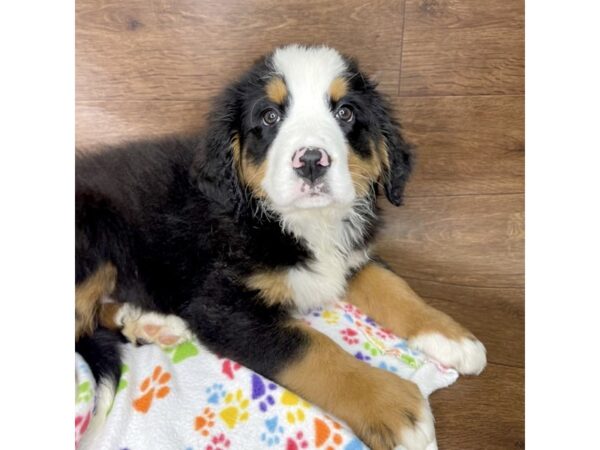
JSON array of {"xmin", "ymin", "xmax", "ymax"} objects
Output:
[
  {"xmin": 99, "ymin": 303, "xmax": 193, "ymax": 348},
  {"xmin": 185, "ymin": 295, "xmax": 434, "ymax": 450},
  {"xmin": 278, "ymin": 323, "xmax": 436, "ymax": 450},
  {"xmin": 347, "ymin": 262, "xmax": 486, "ymax": 375},
  {"xmin": 75, "ymin": 263, "xmax": 117, "ymax": 340}
]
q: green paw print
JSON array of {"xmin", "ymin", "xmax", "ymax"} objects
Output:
[
  {"xmin": 116, "ymin": 364, "xmax": 130, "ymax": 393},
  {"xmin": 400, "ymin": 354, "xmax": 420, "ymax": 369},
  {"xmin": 107, "ymin": 364, "xmax": 130, "ymax": 416},
  {"xmin": 363, "ymin": 341, "xmax": 383, "ymax": 357},
  {"xmin": 164, "ymin": 341, "xmax": 199, "ymax": 363},
  {"xmin": 76, "ymin": 381, "xmax": 92, "ymax": 404}
]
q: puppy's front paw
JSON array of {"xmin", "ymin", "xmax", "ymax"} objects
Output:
[
  {"xmin": 116, "ymin": 304, "xmax": 193, "ymax": 348},
  {"xmin": 395, "ymin": 398, "xmax": 436, "ymax": 450},
  {"xmin": 357, "ymin": 372, "xmax": 436, "ymax": 450},
  {"xmin": 409, "ymin": 332, "xmax": 487, "ymax": 375}
]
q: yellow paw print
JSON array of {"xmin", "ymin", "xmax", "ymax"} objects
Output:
[
  {"xmin": 219, "ymin": 389, "xmax": 250, "ymax": 429},
  {"xmin": 281, "ymin": 390, "xmax": 311, "ymax": 424},
  {"xmin": 321, "ymin": 310, "xmax": 340, "ymax": 324}
]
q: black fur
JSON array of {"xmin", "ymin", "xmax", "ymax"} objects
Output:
[
  {"xmin": 76, "ymin": 328, "xmax": 125, "ymax": 388},
  {"xmin": 75, "ymin": 48, "xmax": 412, "ymax": 388}
]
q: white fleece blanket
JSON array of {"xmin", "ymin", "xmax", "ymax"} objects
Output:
[{"xmin": 76, "ymin": 301, "xmax": 458, "ymax": 449}]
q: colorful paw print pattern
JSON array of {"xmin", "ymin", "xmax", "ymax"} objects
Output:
[
  {"xmin": 76, "ymin": 301, "xmax": 457, "ymax": 449},
  {"xmin": 195, "ymin": 407, "xmax": 216, "ymax": 437},
  {"xmin": 251, "ymin": 374, "xmax": 277, "ymax": 412},
  {"xmin": 75, "ymin": 354, "xmax": 95, "ymax": 449},
  {"xmin": 132, "ymin": 365, "xmax": 172, "ymax": 413},
  {"xmin": 219, "ymin": 389, "xmax": 250, "ymax": 429}
]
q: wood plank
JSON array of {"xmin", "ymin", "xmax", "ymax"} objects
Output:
[
  {"xmin": 375, "ymin": 193, "xmax": 524, "ymax": 288},
  {"xmin": 76, "ymin": 0, "xmax": 404, "ymax": 101},
  {"xmin": 76, "ymin": 100, "xmax": 207, "ymax": 148},
  {"xmin": 399, "ymin": 0, "xmax": 524, "ymax": 96},
  {"xmin": 431, "ymin": 363, "xmax": 524, "ymax": 449},
  {"xmin": 395, "ymin": 95, "xmax": 524, "ymax": 197}
]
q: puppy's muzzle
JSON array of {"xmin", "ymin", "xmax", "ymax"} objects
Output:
[{"xmin": 292, "ymin": 147, "xmax": 330, "ymax": 184}]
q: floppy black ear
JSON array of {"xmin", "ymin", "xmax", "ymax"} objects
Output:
[
  {"xmin": 375, "ymin": 97, "xmax": 414, "ymax": 206},
  {"xmin": 191, "ymin": 87, "xmax": 243, "ymax": 212}
]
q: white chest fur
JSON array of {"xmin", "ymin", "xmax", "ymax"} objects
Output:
[{"xmin": 280, "ymin": 204, "xmax": 372, "ymax": 312}]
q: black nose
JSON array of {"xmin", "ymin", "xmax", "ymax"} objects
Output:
[{"xmin": 292, "ymin": 147, "xmax": 331, "ymax": 184}]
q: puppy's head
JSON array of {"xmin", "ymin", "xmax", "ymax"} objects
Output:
[{"xmin": 195, "ymin": 45, "xmax": 413, "ymax": 213}]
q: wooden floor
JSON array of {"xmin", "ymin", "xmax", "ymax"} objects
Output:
[{"xmin": 76, "ymin": 1, "xmax": 524, "ymax": 448}]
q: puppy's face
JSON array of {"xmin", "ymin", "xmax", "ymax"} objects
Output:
[{"xmin": 203, "ymin": 45, "xmax": 412, "ymax": 212}]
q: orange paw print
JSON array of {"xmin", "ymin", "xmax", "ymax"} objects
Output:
[
  {"xmin": 132, "ymin": 365, "xmax": 172, "ymax": 413},
  {"xmin": 314, "ymin": 417, "xmax": 344, "ymax": 449},
  {"xmin": 194, "ymin": 407, "xmax": 216, "ymax": 437}
]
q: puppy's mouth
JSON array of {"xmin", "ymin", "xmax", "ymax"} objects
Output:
[{"xmin": 300, "ymin": 180, "xmax": 330, "ymax": 196}]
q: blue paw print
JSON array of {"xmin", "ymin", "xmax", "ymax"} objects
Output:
[
  {"xmin": 205, "ymin": 383, "xmax": 226, "ymax": 405},
  {"xmin": 251, "ymin": 374, "xmax": 278, "ymax": 412},
  {"xmin": 378, "ymin": 361, "xmax": 399, "ymax": 373},
  {"xmin": 394, "ymin": 340, "xmax": 421, "ymax": 356},
  {"xmin": 260, "ymin": 416, "xmax": 284, "ymax": 446},
  {"xmin": 345, "ymin": 437, "xmax": 368, "ymax": 450}
]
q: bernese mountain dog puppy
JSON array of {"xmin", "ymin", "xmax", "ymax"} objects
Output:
[{"xmin": 76, "ymin": 45, "xmax": 486, "ymax": 450}]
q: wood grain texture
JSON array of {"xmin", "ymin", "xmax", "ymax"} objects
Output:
[
  {"xmin": 430, "ymin": 363, "xmax": 525, "ymax": 449},
  {"xmin": 396, "ymin": 95, "xmax": 524, "ymax": 196},
  {"xmin": 76, "ymin": 100, "xmax": 207, "ymax": 148},
  {"xmin": 76, "ymin": 0, "xmax": 404, "ymax": 102},
  {"xmin": 377, "ymin": 194, "xmax": 524, "ymax": 288},
  {"xmin": 399, "ymin": 0, "xmax": 524, "ymax": 96}
]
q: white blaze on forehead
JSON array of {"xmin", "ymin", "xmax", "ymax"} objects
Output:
[
  {"xmin": 270, "ymin": 45, "xmax": 348, "ymax": 104},
  {"xmin": 261, "ymin": 44, "xmax": 356, "ymax": 213}
]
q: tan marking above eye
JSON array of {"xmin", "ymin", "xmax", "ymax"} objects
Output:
[
  {"xmin": 265, "ymin": 77, "xmax": 288, "ymax": 105},
  {"xmin": 329, "ymin": 77, "xmax": 348, "ymax": 102}
]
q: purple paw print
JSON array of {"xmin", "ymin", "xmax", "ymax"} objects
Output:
[
  {"xmin": 251, "ymin": 374, "xmax": 277, "ymax": 412},
  {"xmin": 354, "ymin": 351, "xmax": 371, "ymax": 362},
  {"xmin": 364, "ymin": 315, "xmax": 377, "ymax": 326}
]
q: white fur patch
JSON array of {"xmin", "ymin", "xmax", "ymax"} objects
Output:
[
  {"xmin": 396, "ymin": 400, "xmax": 437, "ymax": 450},
  {"xmin": 274, "ymin": 200, "xmax": 372, "ymax": 311},
  {"xmin": 263, "ymin": 45, "xmax": 355, "ymax": 211},
  {"xmin": 78, "ymin": 379, "xmax": 115, "ymax": 450},
  {"xmin": 116, "ymin": 303, "xmax": 192, "ymax": 348},
  {"xmin": 409, "ymin": 333, "xmax": 487, "ymax": 375}
]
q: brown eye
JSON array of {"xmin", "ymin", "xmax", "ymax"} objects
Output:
[
  {"xmin": 335, "ymin": 105, "xmax": 354, "ymax": 122},
  {"xmin": 262, "ymin": 109, "xmax": 280, "ymax": 126}
]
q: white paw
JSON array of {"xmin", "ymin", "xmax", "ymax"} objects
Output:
[
  {"xmin": 409, "ymin": 332, "xmax": 487, "ymax": 375},
  {"xmin": 396, "ymin": 401, "xmax": 437, "ymax": 450},
  {"xmin": 115, "ymin": 304, "xmax": 193, "ymax": 348}
]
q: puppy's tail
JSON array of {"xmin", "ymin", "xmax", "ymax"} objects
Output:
[{"xmin": 76, "ymin": 328, "xmax": 123, "ymax": 449}]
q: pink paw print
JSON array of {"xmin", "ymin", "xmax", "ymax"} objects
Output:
[
  {"xmin": 342, "ymin": 303, "xmax": 362, "ymax": 319},
  {"xmin": 376, "ymin": 327, "xmax": 394, "ymax": 340},
  {"xmin": 221, "ymin": 359, "xmax": 241, "ymax": 380},
  {"xmin": 340, "ymin": 328, "xmax": 359, "ymax": 345},
  {"xmin": 286, "ymin": 430, "xmax": 309, "ymax": 450},
  {"xmin": 206, "ymin": 432, "xmax": 231, "ymax": 450}
]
